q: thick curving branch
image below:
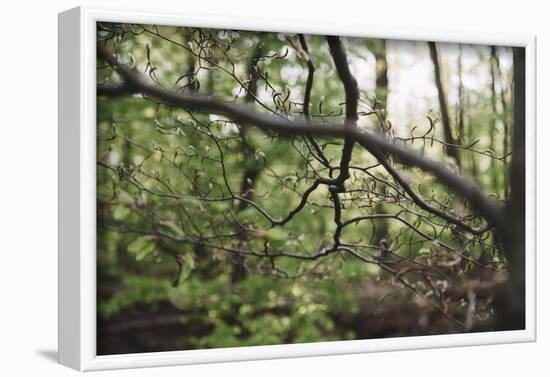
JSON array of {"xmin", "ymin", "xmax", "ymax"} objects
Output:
[
  {"xmin": 96, "ymin": 46, "xmax": 506, "ymax": 237},
  {"xmin": 379, "ymin": 155, "xmax": 491, "ymax": 235},
  {"xmin": 326, "ymin": 36, "xmax": 359, "ymax": 187}
]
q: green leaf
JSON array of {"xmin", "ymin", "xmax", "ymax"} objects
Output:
[
  {"xmin": 127, "ymin": 236, "xmax": 156, "ymax": 261},
  {"xmin": 181, "ymin": 197, "xmax": 201, "ymax": 209},
  {"xmin": 175, "ymin": 253, "xmax": 196, "ymax": 285},
  {"xmin": 239, "ymin": 207, "xmax": 258, "ymax": 222},
  {"xmin": 112, "ymin": 205, "xmax": 131, "ymax": 221},
  {"xmin": 265, "ymin": 228, "xmax": 288, "ymax": 242},
  {"xmin": 255, "ymin": 150, "xmax": 266, "ymax": 160},
  {"xmin": 117, "ymin": 191, "xmax": 135, "ymax": 205},
  {"xmin": 158, "ymin": 220, "xmax": 185, "ymax": 237},
  {"xmin": 211, "ymin": 202, "xmax": 227, "ymax": 214}
]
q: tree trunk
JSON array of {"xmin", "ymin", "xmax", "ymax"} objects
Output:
[
  {"xmin": 367, "ymin": 39, "xmax": 390, "ymax": 245},
  {"xmin": 489, "ymin": 46, "xmax": 500, "ymax": 194},
  {"xmin": 495, "ymin": 47, "xmax": 525, "ymax": 331},
  {"xmin": 232, "ymin": 44, "xmax": 264, "ymax": 283},
  {"xmin": 367, "ymin": 40, "xmax": 389, "ymax": 116},
  {"xmin": 457, "ymin": 45, "xmax": 465, "ymax": 142},
  {"xmin": 429, "ymin": 42, "xmax": 461, "ymax": 168}
]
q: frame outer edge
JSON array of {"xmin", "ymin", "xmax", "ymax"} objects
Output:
[
  {"xmin": 58, "ymin": 6, "xmax": 83, "ymax": 371},
  {"xmin": 65, "ymin": 6, "xmax": 537, "ymax": 371}
]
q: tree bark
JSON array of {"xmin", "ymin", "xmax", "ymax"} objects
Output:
[
  {"xmin": 232, "ymin": 44, "xmax": 264, "ymax": 284},
  {"xmin": 367, "ymin": 39, "xmax": 390, "ymax": 244},
  {"xmin": 495, "ymin": 47, "xmax": 526, "ymax": 331},
  {"xmin": 367, "ymin": 40, "xmax": 389, "ymax": 116},
  {"xmin": 429, "ymin": 42, "xmax": 461, "ymax": 167},
  {"xmin": 326, "ymin": 36, "xmax": 359, "ymax": 189},
  {"xmin": 489, "ymin": 46, "xmax": 500, "ymax": 193}
]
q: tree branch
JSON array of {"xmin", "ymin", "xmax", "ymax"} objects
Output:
[
  {"xmin": 96, "ymin": 46, "xmax": 506, "ymax": 234},
  {"xmin": 298, "ymin": 34, "xmax": 331, "ymax": 168},
  {"xmin": 326, "ymin": 36, "xmax": 359, "ymax": 186}
]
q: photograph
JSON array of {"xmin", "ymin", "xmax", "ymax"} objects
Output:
[{"xmin": 95, "ymin": 22, "xmax": 526, "ymax": 355}]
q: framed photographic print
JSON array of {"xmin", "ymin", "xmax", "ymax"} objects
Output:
[{"xmin": 58, "ymin": 6, "xmax": 536, "ymax": 371}]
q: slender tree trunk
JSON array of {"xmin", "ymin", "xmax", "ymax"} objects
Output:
[
  {"xmin": 367, "ymin": 40, "xmax": 389, "ymax": 116},
  {"xmin": 180, "ymin": 33, "xmax": 199, "ymax": 94},
  {"xmin": 204, "ymin": 63, "xmax": 215, "ymax": 96},
  {"xmin": 429, "ymin": 42, "xmax": 461, "ymax": 168},
  {"xmin": 494, "ymin": 48, "xmax": 511, "ymax": 199},
  {"xmin": 238, "ymin": 43, "xmax": 263, "ymax": 212},
  {"xmin": 367, "ymin": 39, "xmax": 390, "ymax": 245},
  {"xmin": 457, "ymin": 45, "xmax": 465, "ymax": 143},
  {"xmin": 489, "ymin": 46, "xmax": 499, "ymax": 193},
  {"xmin": 458, "ymin": 47, "xmax": 478, "ymax": 181},
  {"xmin": 231, "ymin": 44, "xmax": 264, "ymax": 284},
  {"xmin": 467, "ymin": 115, "xmax": 478, "ymax": 181}
]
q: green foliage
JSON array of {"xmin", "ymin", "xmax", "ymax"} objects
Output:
[
  {"xmin": 98, "ymin": 274, "xmax": 172, "ymax": 319},
  {"xmin": 96, "ymin": 22, "xmax": 513, "ymax": 353},
  {"xmin": 175, "ymin": 253, "xmax": 195, "ymax": 286},
  {"xmin": 127, "ymin": 236, "xmax": 156, "ymax": 261}
]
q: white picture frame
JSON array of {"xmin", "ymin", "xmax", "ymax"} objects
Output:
[{"xmin": 58, "ymin": 6, "xmax": 537, "ymax": 371}]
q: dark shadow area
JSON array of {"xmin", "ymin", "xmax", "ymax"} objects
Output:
[{"xmin": 36, "ymin": 349, "xmax": 58, "ymax": 363}]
